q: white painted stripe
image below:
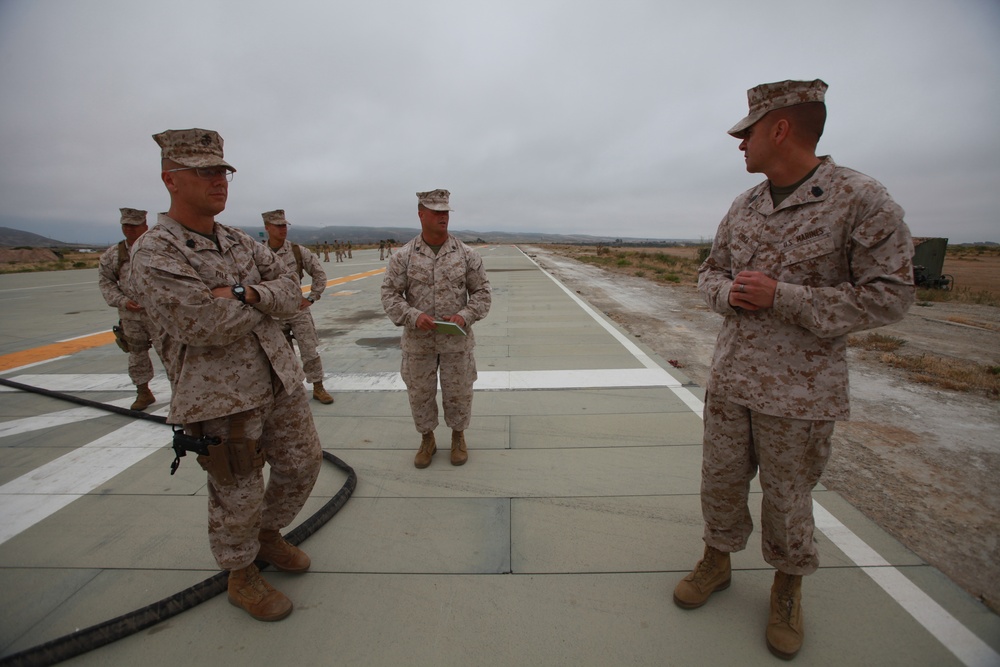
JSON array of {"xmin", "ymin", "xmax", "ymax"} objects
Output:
[
  {"xmin": 0, "ymin": 375, "xmax": 172, "ymax": 394},
  {"xmin": 0, "ymin": 495, "xmax": 81, "ymax": 543},
  {"xmin": 58, "ymin": 329, "xmax": 109, "ymax": 343},
  {"xmin": 813, "ymin": 502, "xmax": 999, "ymax": 667},
  {"xmin": 0, "ymin": 281, "xmax": 99, "ymax": 293},
  {"xmin": 521, "ymin": 252, "xmax": 663, "ymax": 372},
  {"xmin": 670, "ymin": 386, "xmax": 704, "ymax": 417},
  {"xmin": 517, "ymin": 248, "xmax": 705, "ymax": 417},
  {"xmin": 5, "ymin": 370, "xmax": 684, "ymax": 396},
  {"xmin": 0, "ymin": 397, "xmax": 137, "ymax": 438},
  {"xmin": 0, "ymin": 412, "xmax": 171, "ymax": 545}
]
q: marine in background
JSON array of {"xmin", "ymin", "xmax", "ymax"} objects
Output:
[
  {"xmin": 381, "ymin": 189, "xmax": 492, "ymax": 468},
  {"xmin": 97, "ymin": 207, "xmax": 160, "ymax": 410},
  {"xmin": 262, "ymin": 209, "xmax": 335, "ymax": 404}
]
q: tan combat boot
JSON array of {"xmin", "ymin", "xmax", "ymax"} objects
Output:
[
  {"xmin": 131, "ymin": 383, "xmax": 155, "ymax": 411},
  {"xmin": 414, "ymin": 432, "xmax": 436, "ymax": 468},
  {"xmin": 227, "ymin": 563, "xmax": 293, "ymax": 622},
  {"xmin": 766, "ymin": 571, "xmax": 804, "ymax": 660},
  {"xmin": 312, "ymin": 382, "xmax": 334, "ymax": 404},
  {"xmin": 450, "ymin": 430, "xmax": 468, "ymax": 466},
  {"xmin": 257, "ymin": 529, "xmax": 311, "ymax": 573},
  {"xmin": 673, "ymin": 545, "xmax": 731, "ymax": 609}
]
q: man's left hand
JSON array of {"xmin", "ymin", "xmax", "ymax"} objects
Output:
[
  {"xmin": 730, "ymin": 271, "xmax": 777, "ymax": 311},
  {"xmin": 441, "ymin": 314, "xmax": 467, "ymax": 328},
  {"xmin": 211, "ymin": 285, "xmax": 260, "ymax": 305}
]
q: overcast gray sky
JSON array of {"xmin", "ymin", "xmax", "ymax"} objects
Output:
[{"xmin": 1, "ymin": 0, "xmax": 998, "ymax": 245}]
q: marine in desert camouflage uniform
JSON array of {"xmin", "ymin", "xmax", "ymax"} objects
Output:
[
  {"xmin": 672, "ymin": 80, "xmax": 915, "ymax": 660},
  {"xmin": 98, "ymin": 208, "xmax": 161, "ymax": 411},
  {"xmin": 128, "ymin": 128, "xmax": 323, "ymax": 623},
  {"xmin": 381, "ymin": 189, "xmax": 492, "ymax": 468},
  {"xmin": 262, "ymin": 209, "xmax": 334, "ymax": 404}
]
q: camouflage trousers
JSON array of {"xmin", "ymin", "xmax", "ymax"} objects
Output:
[
  {"xmin": 701, "ymin": 392, "xmax": 834, "ymax": 575},
  {"xmin": 192, "ymin": 382, "xmax": 323, "ymax": 571},
  {"xmin": 400, "ymin": 350, "xmax": 477, "ymax": 434},
  {"xmin": 281, "ymin": 310, "xmax": 324, "ymax": 383},
  {"xmin": 120, "ymin": 314, "xmax": 156, "ymax": 386}
]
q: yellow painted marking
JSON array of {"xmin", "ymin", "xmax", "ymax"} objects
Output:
[
  {"xmin": 0, "ymin": 332, "xmax": 115, "ymax": 372},
  {"xmin": 305, "ymin": 268, "xmax": 385, "ymax": 292},
  {"xmin": 1, "ymin": 269, "xmax": 387, "ymax": 372}
]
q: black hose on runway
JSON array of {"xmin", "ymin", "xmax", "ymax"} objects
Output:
[
  {"xmin": 0, "ymin": 378, "xmax": 357, "ymax": 667},
  {"xmin": 0, "ymin": 377, "xmax": 171, "ymax": 424}
]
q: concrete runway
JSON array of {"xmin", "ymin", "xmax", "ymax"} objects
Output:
[{"xmin": 1, "ymin": 245, "xmax": 998, "ymax": 666}]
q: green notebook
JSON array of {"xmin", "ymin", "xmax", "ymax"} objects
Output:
[{"xmin": 433, "ymin": 321, "xmax": 467, "ymax": 336}]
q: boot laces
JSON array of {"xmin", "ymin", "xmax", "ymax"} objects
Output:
[
  {"xmin": 237, "ymin": 567, "xmax": 271, "ymax": 602},
  {"xmin": 694, "ymin": 551, "xmax": 719, "ymax": 580},
  {"xmin": 266, "ymin": 536, "xmax": 293, "ymax": 556},
  {"xmin": 775, "ymin": 579, "xmax": 797, "ymax": 623}
]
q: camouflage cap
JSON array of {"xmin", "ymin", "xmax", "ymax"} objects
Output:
[
  {"xmin": 119, "ymin": 208, "xmax": 147, "ymax": 226},
  {"xmin": 728, "ymin": 79, "xmax": 828, "ymax": 138},
  {"xmin": 152, "ymin": 128, "xmax": 236, "ymax": 171},
  {"xmin": 416, "ymin": 189, "xmax": 452, "ymax": 211},
  {"xmin": 261, "ymin": 209, "xmax": 290, "ymax": 226}
]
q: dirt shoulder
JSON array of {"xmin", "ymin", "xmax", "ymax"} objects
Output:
[{"xmin": 524, "ymin": 245, "xmax": 1000, "ymax": 614}]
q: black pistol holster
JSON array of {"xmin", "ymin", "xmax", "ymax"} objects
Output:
[
  {"xmin": 112, "ymin": 320, "xmax": 130, "ymax": 353},
  {"xmin": 171, "ymin": 412, "xmax": 264, "ymax": 486}
]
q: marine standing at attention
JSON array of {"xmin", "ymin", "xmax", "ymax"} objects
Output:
[
  {"xmin": 672, "ymin": 80, "xmax": 914, "ymax": 660},
  {"xmin": 129, "ymin": 128, "xmax": 323, "ymax": 622},
  {"xmin": 98, "ymin": 207, "xmax": 160, "ymax": 411},
  {"xmin": 381, "ymin": 189, "xmax": 492, "ymax": 468},
  {"xmin": 262, "ymin": 209, "xmax": 335, "ymax": 404}
]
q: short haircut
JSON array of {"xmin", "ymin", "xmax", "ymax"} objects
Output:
[{"xmin": 773, "ymin": 102, "xmax": 827, "ymax": 146}]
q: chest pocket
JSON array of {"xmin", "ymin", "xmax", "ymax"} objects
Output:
[
  {"xmin": 407, "ymin": 259, "xmax": 435, "ymax": 287},
  {"xmin": 730, "ymin": 233, "xmax": 758, "ymax": 270},
  {"xmin": 439, "ymin": 260, "xmax": 467, "ymax": 289},
  {"xmin": 781, "ymin": 235, "xmax": 835, "ymax": 267},
  {"xmin": 779, "ymin": 234, "xmax": 839, "ymax": 286}
]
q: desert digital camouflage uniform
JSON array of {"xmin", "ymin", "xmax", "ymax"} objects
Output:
[
  {"xmin": 699, "ymin": 155, "xmax": 914, "ymax": 574},
  {"xmin": 129, "ymin": 213, "xmax": 322, "ymax": 570},
  {"xmin": 381, "ymin": 234, "xmax": 492, "ymax": 433},
  {"xmin": 99, "ymin": 240, "xmax": 157, "ymax": 386},
  {"xmin": 98, "ymin": 209, "xmax": 160, "ymax": 390},
  {"xmin": 269, "ymin": 236, "xmax": 328, "ymax": 383}
]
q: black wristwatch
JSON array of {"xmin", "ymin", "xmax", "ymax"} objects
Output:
[{"xmin": 232, "ymin": 284, "xmax": 247, "ymax": 303}]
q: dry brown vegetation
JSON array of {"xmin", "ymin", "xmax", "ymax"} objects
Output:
[
  {"xmin": 849, "ymin": 332, "xmax": 1000, "ymax": 399},
  {"xmin": 0, "ymin": 248, "xmax": 104, "ymax": 273},
  {"xmin": 880, "ymin": 353, "xmax": 1000, "ymax": 396},
  {"xmin": 547, "ymin": 243, "xmax": 1000, "ymax": 399},
  {"xmin": 547, "ymin": 244, "xmax": 706, "ymax": 285}
]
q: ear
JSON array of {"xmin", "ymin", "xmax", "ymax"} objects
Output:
[
  {"xmin": 161, "ymin": 170, "xmax": 178, "ymax": 193},
  {"xmin": 772, "ymin": 118, "xmax": 791, "ymax": 145}
]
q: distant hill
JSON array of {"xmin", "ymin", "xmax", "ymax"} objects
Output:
[
  {"xmin": 244, "ymin": 225, "xmax": 694, "ymax": 246},
  {"xmin": 1, "ymin": 222, "xmax": 701, "ymax": 249},
  {"xmin": 0, "ymin": 226, "xmax": 73, "ymax": 248}
]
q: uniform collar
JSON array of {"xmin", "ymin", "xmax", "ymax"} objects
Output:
[
  {"xmin": 157, "ymin": 213, "xmax": 239, "ymax": 252},
  {"xmin": 748, "ymin": 156, "xmax": 835, "ymax": 216},
  {"xmin": 416, "ymin": 233, "xmax": 455, "ymax": 254}
]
